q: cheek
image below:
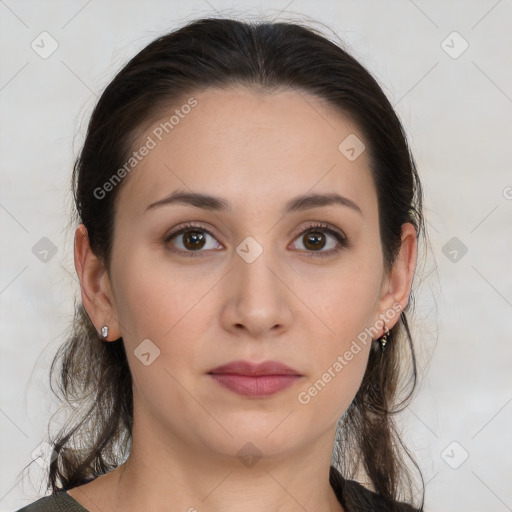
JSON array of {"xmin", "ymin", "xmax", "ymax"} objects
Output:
[
  {"xmin": 295, "ymin": 276, "xmax": 376, "ymax": 419},
  {"xmin": 111, "ymin": 249, "xmax": 211, "ymax": 420},
  {"xmin": 296, "ymin": 254, "xmax": 381, "ymax": 412},
  {"xmin": 302, "ymin": 251, "xmax": 383, "ymax": 342},
  {"xmin": 111, "ymin": 246, "xmax": 223, "ymax": 406},
  {"xmin": 112, "ymin": 244, "xmax": 213, "ymax": 342}
]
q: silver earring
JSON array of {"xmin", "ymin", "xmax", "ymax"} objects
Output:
[{"xmin": 101, "ymin": 325, "xmax": 109, "ymax": 340}]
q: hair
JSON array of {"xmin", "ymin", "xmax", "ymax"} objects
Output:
[{"xmin": 39, "ymin": 16, "xmax": 425, "ymax": 510}]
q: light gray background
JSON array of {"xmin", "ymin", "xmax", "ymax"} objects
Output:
[{"xmin": 1, "ymin": 1, "xmax": 511, "ymax": 511}]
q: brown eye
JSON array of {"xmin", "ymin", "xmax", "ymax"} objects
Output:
[
  {"xmin": 290, "ymin": 223, "xmax": 349, "ymax": 258},
  {"xmin": 182, "ymin": 230, "xmax": 206, "ymax": 250},
  {"xmin": 302, "ymin": 231, "xmax": 327, "ymax": 251},
  {"xmin": 164, "ymin": 222, "xmax": 349, "ymax": 258},
  {"xmin": 165, "ymin": 223, "xmax": 222, "ymax": 256}
]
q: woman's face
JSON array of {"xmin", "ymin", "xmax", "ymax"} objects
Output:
[{"xmin": 87, "ymin": 86, "xmax": 413, "ymax": 463}]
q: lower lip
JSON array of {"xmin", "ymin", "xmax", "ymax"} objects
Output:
[{"xmin": 209, "ymin": 374, "xmax": 302, "ymax": 397}]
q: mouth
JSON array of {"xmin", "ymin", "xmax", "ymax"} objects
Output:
[{"xmin": 207, "ymin": 360, "xmax": 303, "ymax": 398}]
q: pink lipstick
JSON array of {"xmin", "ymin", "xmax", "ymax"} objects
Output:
[{"xmin": 208, "ymin": 360, "xmax": 303, "ymax": 398}]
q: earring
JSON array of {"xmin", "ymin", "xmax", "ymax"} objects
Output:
[
  {"xmin": 378, "ymin": 325, "xmax": 390, "ymax": 353},
  {"xmin": 101, "ymin": 325, "xmax": 109, "ymax": 341}
]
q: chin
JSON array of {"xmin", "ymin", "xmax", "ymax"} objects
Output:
[{"xmin": 202, "ymin": 415, "xmax": 308, "ymax": 458}]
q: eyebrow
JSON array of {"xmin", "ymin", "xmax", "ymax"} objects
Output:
[{"xmin": 145, "ymin": 189, "xmax": 363, "ymax": 215}]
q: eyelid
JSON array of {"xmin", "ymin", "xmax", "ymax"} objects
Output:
[
  {"xmin": 164, "ymin": 221, "xmax": 218, "ymax": 241},
  {"xmin": 291, "ymin": 221, "xmax": 347, "ymax": 244}
]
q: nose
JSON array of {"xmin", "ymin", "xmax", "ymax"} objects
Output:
[{"xmin": 219, "ymin": 244, "xmax": 294, "ymax": 339}]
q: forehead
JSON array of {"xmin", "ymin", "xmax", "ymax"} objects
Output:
[{"xmin": 115, "ymin": 86, "xmax": 377, "ymax": 221}]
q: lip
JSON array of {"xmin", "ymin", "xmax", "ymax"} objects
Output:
[
  {"xmin": 208, "ymin": 360, "xmax": 303, "ymax": 398},
  {"xmin": 209, "ymin": 360, "xmax": 302, "ymax": 376}
]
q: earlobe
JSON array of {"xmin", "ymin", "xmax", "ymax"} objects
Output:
[
  {"xmin": 376, "ymin": 222, "xmax": 418, "ymax": 331},
  {"xmin": 73, "ymin": 224, "xmax": 121, "ymax": 340}
]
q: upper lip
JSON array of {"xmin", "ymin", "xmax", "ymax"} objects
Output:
[{"xmin": 208, "ymin": 360, "xmax": 302, "ymax": 376}]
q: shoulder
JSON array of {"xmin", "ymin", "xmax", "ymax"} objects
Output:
[
  {"xmin": 330, "ymin": 465, "xmax": 421, "ymax": 512},
  {"xmin": 14, "ymin": 491, "xmax": 89, "ymax": 512}
]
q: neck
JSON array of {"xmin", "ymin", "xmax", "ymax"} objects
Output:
[
  {"xmin": 68, "ymin": 401, "xmax": 345, "ymax": 512},
  {"xmin": 75, "ymin": 422, "xmax": 344, "ymax": 511},
  {"xmin": 113, "ymin": 452, "xmax": 343, "ymax": 512}
]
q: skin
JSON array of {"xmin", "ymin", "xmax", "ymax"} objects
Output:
[{"xmin": 71, "ymin": 86, "xmax": 417, "ymax": 512}]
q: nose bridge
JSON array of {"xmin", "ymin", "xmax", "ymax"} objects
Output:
[
  {"xmin": 235, "ymin": 234, "xmax": 280, "ymax": 303},
  {"xmin": 225, "ymin": 233, "xmax": 292, "ymax": 334}
]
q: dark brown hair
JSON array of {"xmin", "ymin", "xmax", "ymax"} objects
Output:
[{"xmin": 37, "ymin": 17, "xmax": 425, "ymax": 510}]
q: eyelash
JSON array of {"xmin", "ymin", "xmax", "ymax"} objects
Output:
[{"xmin": 164, "ymin": 221, "xmax": 350, "ymax": 258}]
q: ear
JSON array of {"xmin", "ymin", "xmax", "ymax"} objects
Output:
[
  {"xmin": 73, "ymin": 224, "xmax": 121, "ymax": 341},
  {"xmin": 375, "ymin": 222, "xmax": 418, "ymax": 333}
]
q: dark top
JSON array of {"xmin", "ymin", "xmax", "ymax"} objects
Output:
[{"xmin": 14, "ymin": 466, "xmax": 419, "ymax": 511}]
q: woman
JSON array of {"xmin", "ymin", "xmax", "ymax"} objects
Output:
[{"xmin": 17, "ymin": 16, "xmax": 425, "ymax": 512}]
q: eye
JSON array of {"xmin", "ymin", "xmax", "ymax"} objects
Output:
[
  {"xmin": 164, "ymin": 222, "xmax": 222, "ymax": 257},
  {"xmin": 289, "ymin": 222, "xmax": 349, "ymax": 258},
  {"xmin": 164, "ymin": 221, "xmax": 350, "ymax": 258}
]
